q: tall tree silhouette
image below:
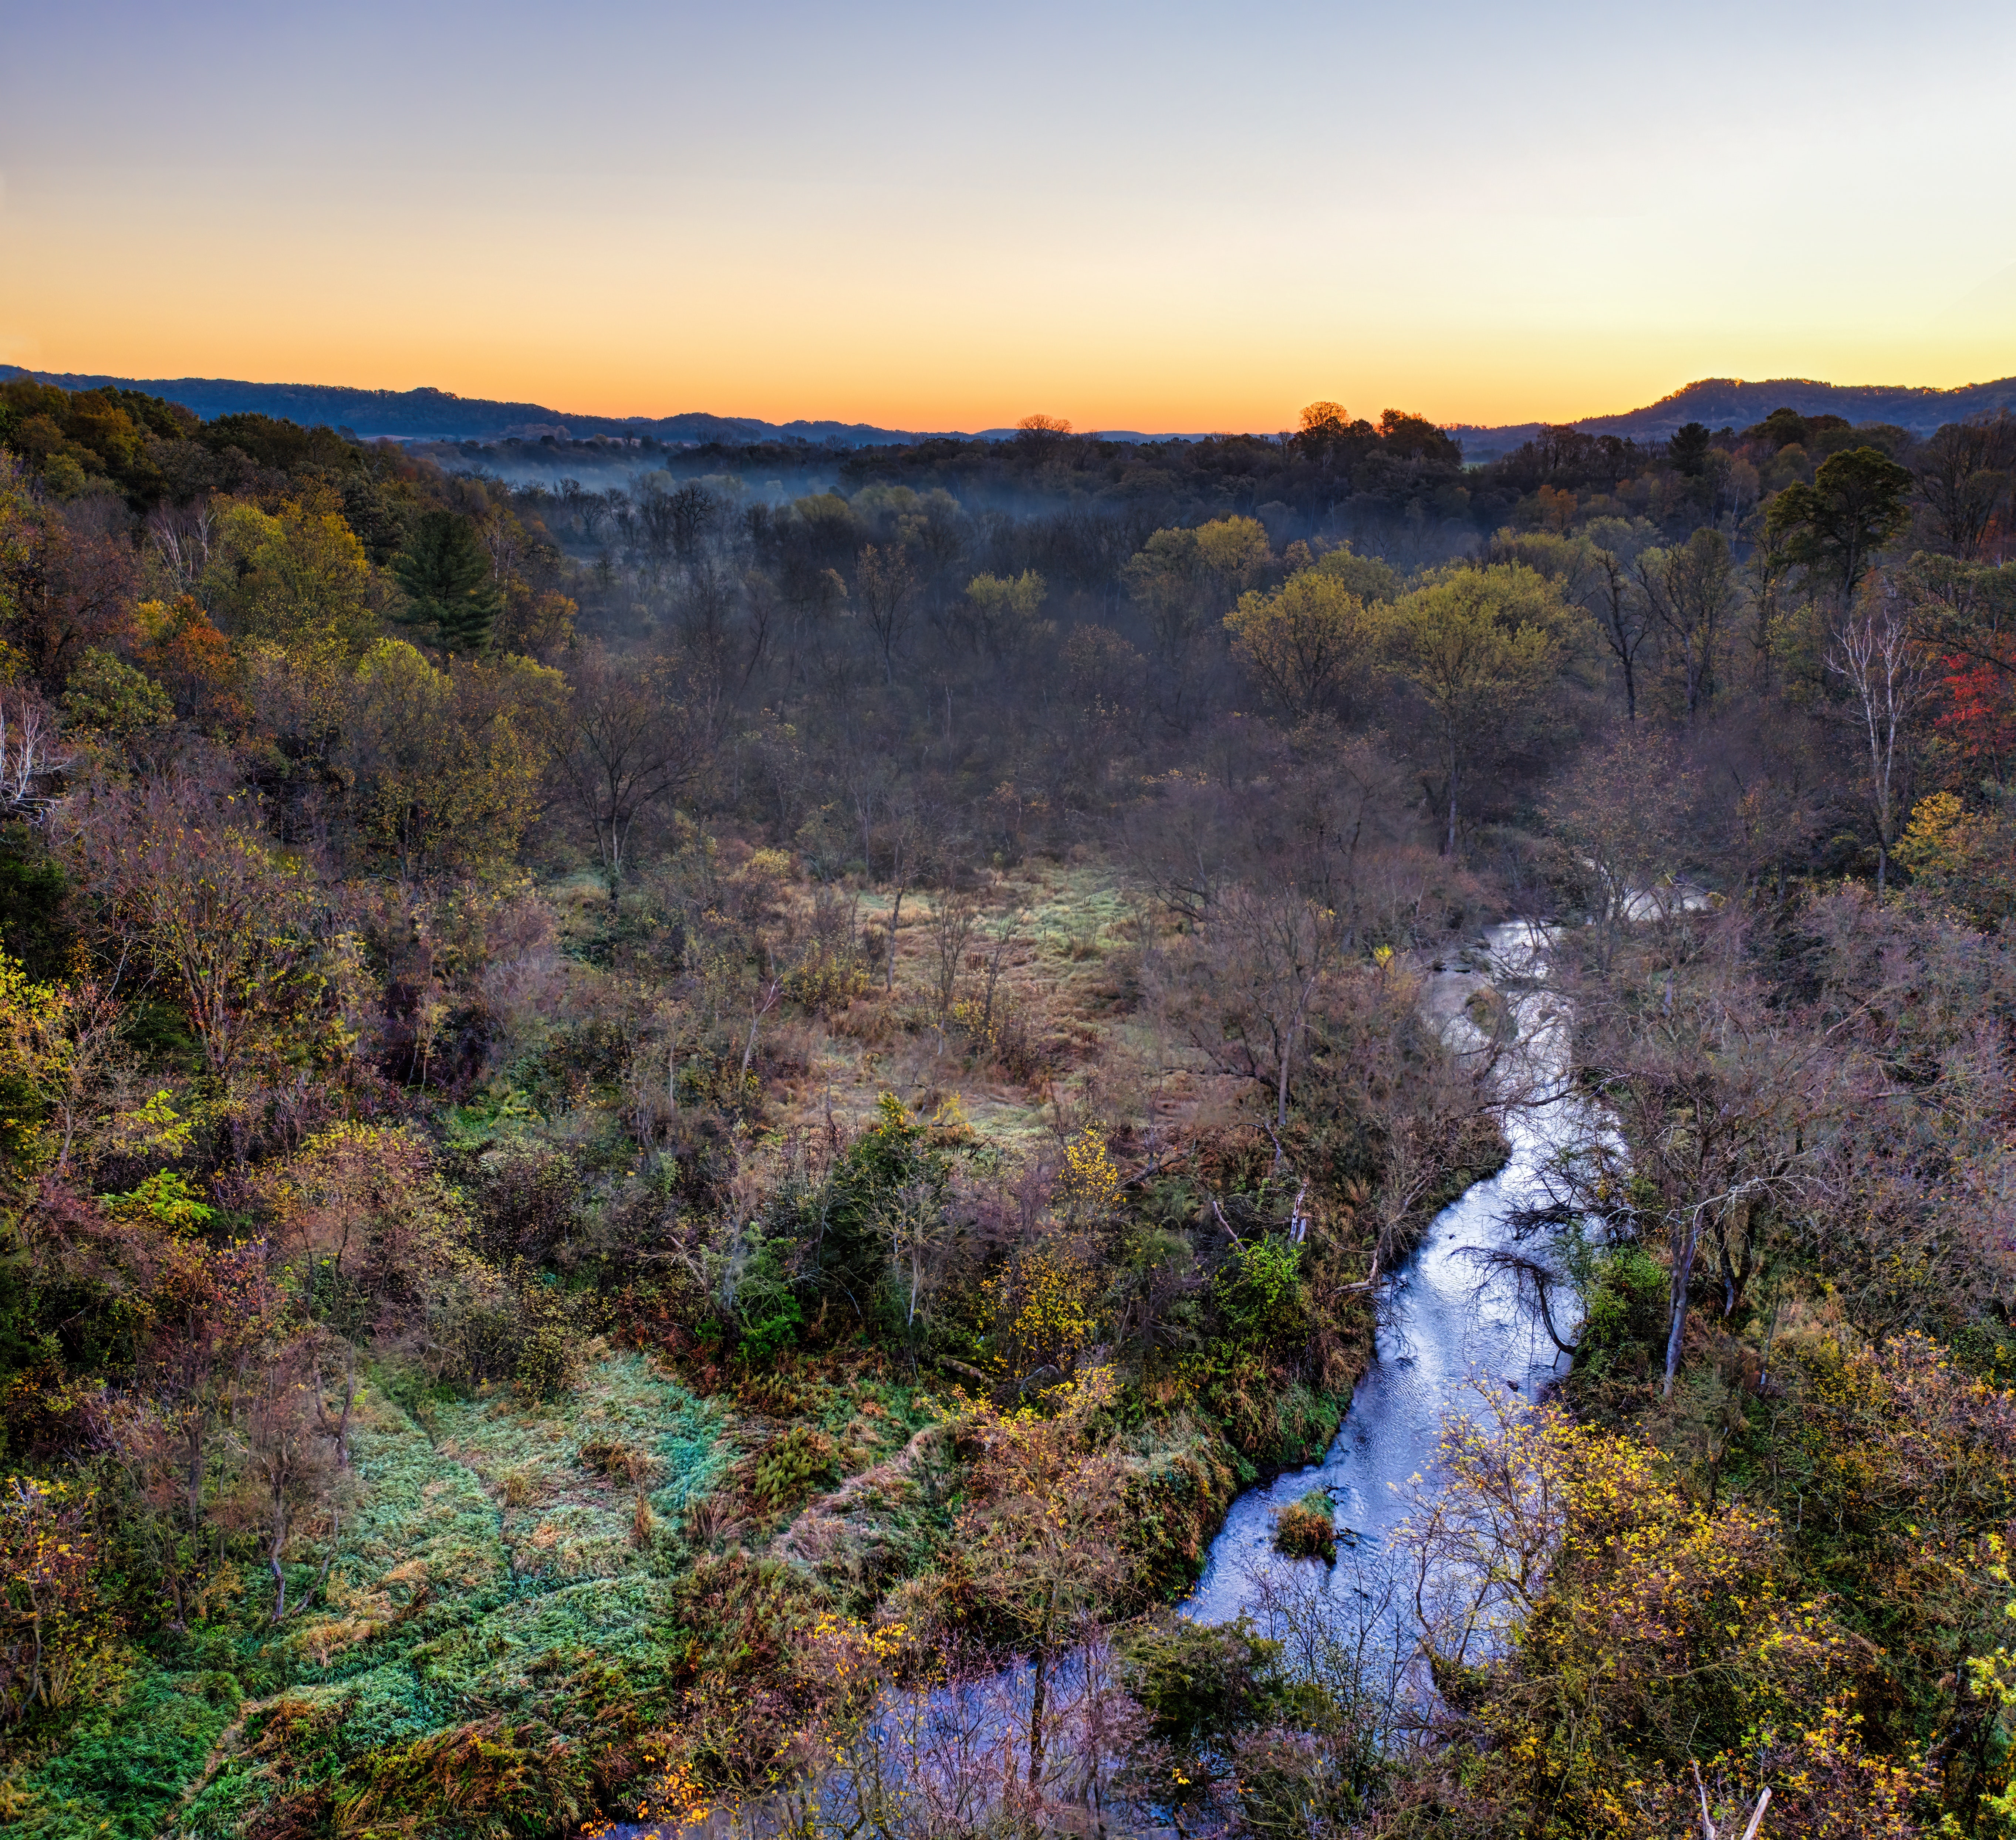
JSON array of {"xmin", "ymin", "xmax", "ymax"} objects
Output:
[{"xmin": 393, "ymin": 511, "xmax": 500, "ymax": 655}]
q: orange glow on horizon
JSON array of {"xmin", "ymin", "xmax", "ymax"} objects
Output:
[
  {"xmin": 4, "ymin": 7, "xmax": 2012, "ymax": 439},
  {"xmin": 8, "ymin": 314, "xmax": 2015, "ymax": 438}
]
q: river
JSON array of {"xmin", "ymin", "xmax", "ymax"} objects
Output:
[{"xmin": 1181, "ymin": 919, "xmax": 1588, "ymax": 1628}]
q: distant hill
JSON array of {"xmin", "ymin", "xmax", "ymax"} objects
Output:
[
  {"xmin": 1580, "ymin": 375, "xmax": 2016, "ymax": 439},
  {"xmin": 0, "ymin": 368, "xmax": 957, "ymax": 447},
  {"xmin": 7, "ymin": 364, "xmax": 2013, "ymax": 459},
  {"xmin": 1450, "ymin": 375, "xmax": 2016, "ymax": 462}
]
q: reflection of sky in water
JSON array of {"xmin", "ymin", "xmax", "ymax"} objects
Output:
[{"xmin": 1183, "ymin": 922, "xmax": 1595, "ymax": 1627}]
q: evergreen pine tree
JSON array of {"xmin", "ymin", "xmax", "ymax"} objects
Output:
[{"xmin": 393, "ymin": 512, "xmax": 502, "ymax": 655}]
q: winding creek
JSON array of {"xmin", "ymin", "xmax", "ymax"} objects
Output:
[
  {"xmin": 613, "ymin": 920, "xmax": 1599, "ymax": 1837},
  {"xmin": 1182, "ymin": 918, "xmax": 1590, "ymax": 1627}
]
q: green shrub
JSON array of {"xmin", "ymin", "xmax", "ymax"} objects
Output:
[
  {"xmin": 59, "ymin": 649, "xmax": 172, "ymax": 739},
  {"xmin": 1121, "ymin": 1613, "xmax": 1287, "ymax": 1746},
  {"xmin": 1214, "ymin": 1235, "xmax": 1308, "ymax": 1352},
  {"xmin": 753, "ymin": 1425, "xmax": 837, "ymax": 1509},
  {"xmin": 1273, "ymin": 1489, "xmax": 1338, "ymax": 1562},
  {"xmin": 331, "ymin": 1715, "xmax": 595, "ymax": 1839},
  {"xmin": 12, "ymin": 1662, "xmax": 237, "ymax": 1840},
  {"xmin": 1574, "ymin": 1244, "xmax": 1670, "ymax": 1386},
  {"xmin": 1118, "ymin": 1614, "xmax": 1294, "ymax": 1813},
  {"xmin": 730, "ymin": 1232, "xmax": 804, "ymax": 1360}
]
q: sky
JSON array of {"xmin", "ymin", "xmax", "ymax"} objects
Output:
[{"xmin": 2, "ymin": 0, "xmax": 2013, "ymax": 433}]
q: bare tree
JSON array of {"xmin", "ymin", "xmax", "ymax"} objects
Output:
[
  {"xmin": 956, "ymin": 1369, "xmax": 1132, "ymax": 1786},
  {"xmin": 864, "ymin": 792, "xmax": 922, "ymax": 995},
  {"xmin": 1915, "ymin": 410, "xmax": 2015, "ymax": 560},
  {"xmin": 310, "ymin": 1336, "xmax": 359, "ymax": 1471},
  {"xmin": 1544, "ymin": 728, "xmax": 1695, "ymax": 967},
  {"xmin": 1583, "ymin": 543, "xmax": 1653, "ymax": 723},
  {"xmin": 58, "ymin": 772, "xmax": 315, "ymax": 1083},
  {"xmin": 977, "ymin": 900, "xmax": 1028, "ymax": 1032},
  {"xmin": 1634, "ymin": 528, "xmax": 1737, "ymax": 723},
  {"xmin": 536, "ymin": 648, "xmax": 712, "ymax": 900},
  {"xmin": 855, "ymin": 544, "xmax": 918, "ymax": 686},
  {"xmin": 236, "ymin": 1343, "xmax": 342, "ymax": 1624},
  {"xmin": 1828, "ymin": 579, "xmax": 1926, "ymax": 897},
  {"xmin": 739, "ymin": 968, "xmax": 783, "ymax": 1079},
  {"xmin": 675, "ymin": 561, "xmax": 740, "ymax": 695},
  {"xmin": 1562, "ymin": 930, "xmax": 1837, "ymax": 1396},
  {"xmin": 0, "ymin": 690, "xmax": 71, "ymax": 816},
  {"xmin": 875, "ymin": 1176, "xmax": 952, "ymax": 1369},
  {"xmin": 145, "ymin": 499, "xmax": 215, "ymax": 598},
  {"xmin": 926, "ymin": 885, "xmax": 983, "ymax": 1026},
  {"xmin": 1185, "ymin": 883, "xmax": 1348, "ymax": 1168}
]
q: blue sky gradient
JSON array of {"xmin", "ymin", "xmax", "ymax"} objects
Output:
[{"xmin": 3, "ymin": 0, "xmax": 2011, "ymax": 428}]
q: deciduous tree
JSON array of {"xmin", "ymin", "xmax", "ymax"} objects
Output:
[
  {"xmin": 1381, "ymin": 563, "xmax": 1562, "ymax": 853},
  {"xmin": 534, "ymin": 648, "xmax": 712, "ymax": 900},
  {"xmin": 1633, "ymin": 526, "xmax": 1738, "ymax": 723},
  {"xmin": 203, "ymin": 491, "xmax": 379, "ymax": 657},
  {"xmin": 854, "ymin": 543, "xmax": 918, "ymax": 686},
  {"xmin": 1827, "ymin": 578, "xmax": 1927, "ymax": 894},
  {"xmin": 1765, "ymin": 445, "xmax": 1914, "ymax": 610},
  {"xmin": 1225, "ymin": 569, "xmax": 1375, "ymax": 722},
  {"xmin": 59, "ymin": 775, "xmax": 317, "ymax": 1085},
  {"xmin": 956, "ymin": 1368, "xmax": 1132, "ymax": 1784},
  {"xmin": 342, "ymin": 640, "xmax": 560, "ymax": 879}
]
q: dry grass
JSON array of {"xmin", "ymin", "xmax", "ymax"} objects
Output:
[{"xmin": 751, "ymin": 860, "xmax": 1208, "ymax": 1169}]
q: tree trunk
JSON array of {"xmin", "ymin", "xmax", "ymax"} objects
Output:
[
  {"xmin": 1027, "ymin": 1645, "xmax": 1048, "ymax": 1786},
  {"xmin": 183, "ymin": 1420, "xmax": 206, "ymax": 1526},
  {"xmin": 1664, "ymin": 1214, "xmax": 1703, "ymax": 1397},
  {"xmin": 1441, "ymin": 727, "xmax": 1461, "ymax": 856},
  {"xmin": 269, "ymin": 1521, "xmax": 288, "ymax": 1624},
  {"xmin": 1028, "ymin": 1578, "xmax": 1062, "ymax": 1785}
]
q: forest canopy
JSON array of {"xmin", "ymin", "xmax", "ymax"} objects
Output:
[{"xmin": 0, "ymin": 372, "xmax": 2013, "ymax": 1839}]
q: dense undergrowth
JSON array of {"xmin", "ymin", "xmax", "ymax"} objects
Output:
[{"xmin": 0, "ymin": 379, "xmax": 2012, "ymax": 1836}]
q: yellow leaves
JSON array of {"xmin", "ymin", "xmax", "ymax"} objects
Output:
[
  {"xmin": 0, "ymin": 951, "xmax": 131, "ymax": 1178},
  {"xmin": 924, "ymin": 1093, "xmax": 973, "ymax": 1145},
  {"xmin": 872, "ymin": 1091, "xmax": 913, "ymax": 1139},
  {"xmin": 1892, "ymin": 787, "xmax": 2016, "ymax": 924},
  {"xmin": 120, "ymin": 1089, "xmax": 193, "ymax": 1157},
  {"xmin": 104, "ymin": 1169, "xmax": 213, "ymax": 1232},
  {"xmin": 1057, "ymin": 1127, "xmax": 1121, "ymax": 1217},
  {"xmin": 963, "ymin": 571, "xmax": 1051, "ymax": 660},
  {"xmin": 343, "ymin": 645, "xmax": 555, "ymax": 877},
  {"xmin": 979, "ymin": 1243, "xmax": 1099, "ymax": 1380},
  {"xmin": 1896, "ymin": 789, "xmax": 1968, "ymax": 876},
  {"xmin": 204, "ymin": 491, "xmax": 378, "ymax": 656},
  {"xmin": 1225, "ymin": 568, "xmax": 1375, "ymax": 720},
  {"xmin": 810, "ymin": 1610, "xmax": 914, "ymax": 1671},
  {"xmin": 1409, "ymin": 1388, "xmax": 1848, "ymax": 1759},
  {"xmin": 1124, "ymin": 517, "xmax": 1271, "ymax": 623},
  {"xmin": 1191, "ymin": 515, "xmax": 1272, "ymax": 581},
  {"xmin": 1384, "ymin": 564, "xmax": 1564, "ymax": 705}
]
